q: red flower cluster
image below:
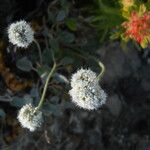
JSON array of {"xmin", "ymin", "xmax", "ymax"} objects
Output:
[{"xmin": 122, "ymin": 11, "xmax": 150, "ymax": 47}]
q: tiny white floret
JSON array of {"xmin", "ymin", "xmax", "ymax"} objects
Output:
[
  {"xmin": 8, "ymin": 20, "xmax": 34, "ymax": 48},
  {"xmin": 69, "ymin": 68, "xmax": 107, "ymax": 110},
  {"xmin": 17, "ymin": 104, "xmax": 43, "ymax": 132}
]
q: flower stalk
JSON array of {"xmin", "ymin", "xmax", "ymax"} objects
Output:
[
  {"xmin": 85, "ymin": 54, "xmax": 105, "ymax": 81},
  {"xmin": 36, "ymin": 61, "xmax": 56, "ymax": 110},
  {"xmin": 33, "ymin": 39, "xmax": 43, "ymax": 65},
  {"xmin": 97, "ymin": 61, "xmax": 105, "ymax": 80}
]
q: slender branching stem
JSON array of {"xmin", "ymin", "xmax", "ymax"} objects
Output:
[
  {"xmin": 97, "ymin": 61, "xmax": 105, "ymax": 80},
  {"xmin": 85, "ymin": 54, "xmax": 105, "ymax": 81},
  {"xmin": 65, "ymin": 46, "xmax": 106, "ymax": 80},
  {"xmin": 34, "ymin": 39, "xmax": 43, "ymax": 65},
  {"xmin": 36, "ymin": 41, "xmax": 56, "ymax": 110},
  {"xmin": 36, "ymin": 62, "xmax": 56, "ymax": 110}
]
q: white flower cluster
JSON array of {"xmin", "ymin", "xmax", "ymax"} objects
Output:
[
  {"xmin": 8, "ymin": 20, "xmax": 34, "ymax": 48},
  {"xmin": 17, "ymin": 104, "xmax": 43, "ymax": 132},
  {"xmin": 69, "ymin": 68, "xmax": 107, "ymax": 110}
]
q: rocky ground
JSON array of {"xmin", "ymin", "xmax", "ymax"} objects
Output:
[{"xmin": 1, "ymin": 43, "xmax": 150, "ymax": 150}]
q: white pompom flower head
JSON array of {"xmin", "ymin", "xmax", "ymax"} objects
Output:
[
  {"xmin": 8, "ymin": 20, "xmax": 34, "ymax": 48},
  {"xmin": 17, "ymin": 104, "xmax": 43, "ymax": 132},
  {"xmin": 69, "ymin": 68, "xmax": 107, "ymax": 110}
]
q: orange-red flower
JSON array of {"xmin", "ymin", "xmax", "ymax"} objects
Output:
[{"xmin": 122, "ymin": 11, "xmax": 150, "ymax": 47}]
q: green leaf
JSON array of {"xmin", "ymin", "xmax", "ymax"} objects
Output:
[
  {"xmin": 110, "ymin": 32, "xmax": 121, "ymax": 40},
  {"xmin": 56, "ymin": 10, "xmax": 66, "ymax": 21},
  {"xmin": 16, "ymin": 57, "xmax": 33, "ymax": 72},
  {"xmin": 42, "ymin": 48, "xmax": 53, "ymax": 65},
  {"xmin": 11, "ymin": 96, "xmax": 33, "ymax": 107},
  {"xmin": 49, "ymin": 38, "xmax": 59, "ymax": 52},
  {"xmin": 61, "ymin": 101, "xmax": 74, "ymax": 109},
  {"xmin": 50, "ymin": 96, "xmax": 59, "ymax": 104},
  {"xmin": 36, "ymin": 65, "xmax": 52, "ymax": 83},
  {"xmin": 43, "ymin": 103, "xmax": 63, "ymax": 117},
  {"xmin": 139, "ymin": 4, "xmax": 146, "ymax": 16},
  {"xmin": 60, "ymin": 57, "xmax": 74, "ymax": 65},
  {"xmin": 98, "ymin": 0, "xmax": 121, "ymax": 15},
  {"xmin": 65, "ymin": 18, "xmax": 77, "ymax": 31},
  {"xmin": 54, "ymin": 73, "xmax": 69, "ymax": 84},
  {"xmin": 60, "ymin": 0, "xmax": 69, "ymax": 14},
  {"xmin": 30, "ymin": 86, "xmax": 39, "ymax": 99},
  {"xmin": 140, "ymin": 38, "xmax": 148, "ymax": 48},
  {"xmin": 48, "ymin": 11, "xmax": 56, "ymax": 23},
  {"xmin": 58, "ymin": 31, "xmax": 75, "ymax": 44},
  {"xmin": 0, "ymin": 109, "xmax": 6, "ymax": 118}
]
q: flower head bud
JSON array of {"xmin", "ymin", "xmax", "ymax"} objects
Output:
[
  {"xmin": 8, "ymin": 20, "xmax": 34, "ymax": 48},
  {"xmin": 69, "ymin": 68, "xmax": 107, "ymax": 110},
  {"xmin": 17, "ymin": 104, "xmax": 43, "ymax": 132}
]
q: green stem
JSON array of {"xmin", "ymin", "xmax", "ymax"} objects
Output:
[
  {"xmin": 67, "ymin": 46, "xmax": 105, "ymax": 80},
  {"xmin": 85, "ymin": 54, "xmax": 105, "ymax": 81},
  {"xmin": 34, "ymin": 39, "xmax": 43, "ymax": 65},
  {"xmin": 97, "ymin": 61, "xmax": 105, "ymax": 80},
  {"xmin": 36, "ymin": 62, "xmax": 56, "ymax": 110}
]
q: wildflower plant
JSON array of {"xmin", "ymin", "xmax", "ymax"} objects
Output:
[
  {"xmin": 8, "ymin": 19, "xmax": 43, "ymax": 66},
  {"xmin": 69, "ymin": 61, "xmax": 107, "ymax": 110},
  {"xmin": 17, "ymin": 104, "xmax": 43, "ymax": 132},
  {"xmin": 90, "ymin": 0, "xmax": 150, "ymax": 48},
  {"xmin": 17, "ymin": 51, "xmax": 56, "ymax": 131},
  {"xmin": 8, "ymin": 20, "xmax": 34, "ymax": 48},
  {"xmin": 122, "ymin": 5, "xmax": 150, "ymax": 48},
  {"xmin": 4, "ymin": 0, "xmax": 109, "ymax": 133},
  {"xmin": 90, "ymin": 0, "xmax": 124, "ymax": 43}
]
